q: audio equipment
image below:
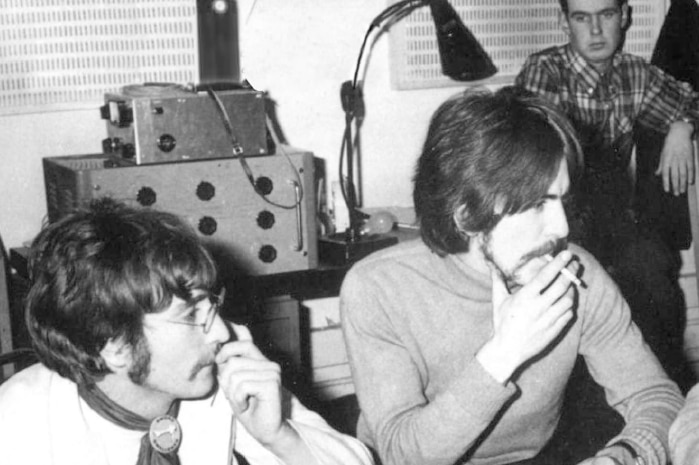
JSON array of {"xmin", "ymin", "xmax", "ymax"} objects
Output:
[
  {"xmin": 100, "ymin": 86, "xmax": 269, "ymax": 165},
  {"xmin": 43, "ymin": 147, "xmax": 318, "ymax": 276}
]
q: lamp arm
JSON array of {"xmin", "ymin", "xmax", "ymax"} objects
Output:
[
  {"xmin": 352, "ymin": 0, "xmax": 426, "ymax": 88},
  {"xmin": 339, "ymin": 0, "xmax": 428, "ymax": 241},
  {"xmin": 341, "ymin": 0, "xmax": 493, "ymax": 240}
]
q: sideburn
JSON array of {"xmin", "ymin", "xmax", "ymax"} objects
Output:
[{"xmin": 127, "ymin": 336, "xmax": 152, "ymax": 385}]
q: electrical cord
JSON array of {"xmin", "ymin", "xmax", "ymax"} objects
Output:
[{"xmin": 205, "ymin": 86, "xmax": 303, "ymax": 210}]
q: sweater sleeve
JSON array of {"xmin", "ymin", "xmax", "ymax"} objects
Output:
[
  {"xmin": 340, "ymin": 267, "xmax": 518, "ymax": 465},
  {"xmin": 669, "ymin": 383, "xmax": 699, "ymax": 465},
  {"xmin": 577, "ymin": 252, "xmax": 684, "ymax": 465}
]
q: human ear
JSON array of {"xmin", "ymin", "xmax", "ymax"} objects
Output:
[
  {"xmin": 453, "ymin": 205, "xmax": 477, "ymax": 238},
  {"xmin": 99, "ymin": 338, "xmax": 132, "ymax": 372},
  {"xmin": 620, "ymin": 4, "xmax": 630, "ymax": 30},
  {"xmin": 558, "ymin": 10, "xmax": 570, "ymax": 36}
]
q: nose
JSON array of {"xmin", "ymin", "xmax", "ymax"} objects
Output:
[
  {"xmin": 589, "ymin": 14, "xmax": 602, "ymax": 35},
  {"xmin": 546, "ymin": 200, "xmax": 569, "ymax": 239},
  {"xmin": 207, "ymin": 313, "xmax": 232, "ymax": 344}
]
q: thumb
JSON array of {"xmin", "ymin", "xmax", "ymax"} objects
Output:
[
  {"xmin": 655, "ymin": 153, "xmax": 665, "ymax": 176},
  {"xmin": 491, "ymin": 269, "xmax": 509, "ymax": 313}
]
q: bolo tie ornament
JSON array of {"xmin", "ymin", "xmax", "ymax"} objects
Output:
[{"xmin": 149, "ymin": 414, "xmax": 182, "ymax": 454}]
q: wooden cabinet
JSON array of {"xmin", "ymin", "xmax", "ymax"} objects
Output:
[{"xmin": 223, "ymin": 266, "xmax": 350, "ymax": 401}]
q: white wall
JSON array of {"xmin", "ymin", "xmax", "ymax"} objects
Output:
[
  {"xmin": 0, "ymin": 110, "xmax": 106, "ymax": 248},
  {"xmin": 238, "ymin": 0, "xmax": 463, "ymax": 209},
  {"xmin": 0, "ymin": 0, "xmax": 467, "ymax": 249}
]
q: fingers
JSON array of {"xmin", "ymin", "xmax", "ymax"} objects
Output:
[
  {"xmin": 655, "ymin": 154, "xmax": 672, "ymax": 193},
  {"xmin": 219, "ymin": 353, "xmax": 280, "ymax": 374},
  {"xmin": 216, "ymin": 340, "xmax": 267, "ymax": 363},
  {"xmin": 527, "ymin": 286, "xmax": 575, "ymax": 352},
  {"xmin": 526, "ymin": 250, "xmax": 574, "ymax": 298},
  {"xmin": 670, "ymin": 162, "xmax": 687, "ymax": 195},
  {"xmin": 216, "ymin": 325, "xmax": 269, "ymax": 364},
  {"xmin": 548, "ymin": 289, "xmax": 575, "ymax": 324},
  {"xmin": 540, "ymin": 305, "xmax": 574, "ymax": 344},
  {"xmin": 656, "ymin": 147, "xmax": 695, "ymax": 195},
  {"xmin": 225, "ymin": 369, "xmax": 282, "ymax": 414},
  {"xmin": 217, "ymin": 353, "xmax": 281, "ymax": 405},
  {"xmin": 231, "ymin": 322, "xmax": 253, "ymax": 342},
  {"xmin": 559, "ymin": 257, "xmax": 584, "ymax": 288},
  {"xmin": 220, "ymin": 365, "xmax": 287, "ymax": 446},
  {"xmin": 690, "ymin": 147, "xmax": 696, "ymax": 185},
  {"xmin": 679, "ymin": 161, "xmax": 688, "ymax": 194},
  {"xmin": 678, "ymin": 149, "xmax": 696, "ymax": 193},
  {"xmin": 491, "ymin": 251, "xmax": 577, "ymax": 313}
]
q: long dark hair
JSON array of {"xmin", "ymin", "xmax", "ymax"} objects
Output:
[
  {"xmin": 413, "ymin": 86, "xmax": 582, "ymax": 256},
  {"xmin": 26, "ymin": 197, "xmax": 218, "ymax": 385}
]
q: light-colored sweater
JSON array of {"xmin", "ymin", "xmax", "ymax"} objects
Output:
[
  {"xmin": 670, "ymin": 383, "xmax": 699, "ymax": 465},
  {"xmin": 0, "ymin": 363, "xmax": 375, "ymax": 465},
  {"xmin": 340, "ymin": 239, "xmax": 683, "ymax": 465}
]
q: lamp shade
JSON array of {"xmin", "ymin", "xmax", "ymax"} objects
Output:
[{"xmin": 429, "ymin": 0, "xmax": 497, "ymax": 81}]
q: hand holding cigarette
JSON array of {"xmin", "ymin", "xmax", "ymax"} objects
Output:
[
  {"xmin": 543, "ymin": 253, "xmax": 586, "ymax": 289},
  {"xmin": 479, "ymin": 251, "xmax": 578, "ymax": 383}
]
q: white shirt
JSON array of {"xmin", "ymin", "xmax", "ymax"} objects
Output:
[{"xmin": 0, "ymin": 364, "xmax": 374, "ymax": 465}]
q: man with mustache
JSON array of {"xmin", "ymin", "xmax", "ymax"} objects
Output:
[
  {"xmin": 515, "ymin": 0, "xmax": 699, "ymax": 389},
  {"xmin": 0, "ymin": 197, "xmax": 375, "ymax": 465},
  {"xmin": 340, "ymin": 87, "xmax": 683, "ymax": 465}
]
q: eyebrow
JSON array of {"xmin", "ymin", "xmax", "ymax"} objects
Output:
[
  {"xmin": 536, "ymin": 190, "xmax": 571, "ymax": 206},
  {"xmin": 190, "ymin": 293, "xmax": 209, "ymax": 305},
  {"xmin": 170, "ymin": 293, "xmax": 210, "ymax": 315},
  {"xmin": 542, "ymin": 191, "xmax": 569, "ymax": 200},
  {"xmin": 570, "ymin": 7, "xmax": 619, "ymax": 16}
]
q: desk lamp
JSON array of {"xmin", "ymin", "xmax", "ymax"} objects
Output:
[{"xmin": 320, "ymin": 0, "xmax": 497, "ymax": 265}]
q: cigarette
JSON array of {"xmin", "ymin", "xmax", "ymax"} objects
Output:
[{"xmin": 543, "ymin": 254, "xmax": 587, "ymax": 289}]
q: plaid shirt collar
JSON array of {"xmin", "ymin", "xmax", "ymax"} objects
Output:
[{"xmin": 563, "ymin": 43, "xmax": 623, "ymax": 90}]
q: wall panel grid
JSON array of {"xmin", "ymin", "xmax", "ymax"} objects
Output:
[
  {"xmin": 389, "ymin": 0, "xmax": 668, "ymax": 90},
  {"xmin": 0, "ymin": 0, "xmax": 199, "ymax": 115}
]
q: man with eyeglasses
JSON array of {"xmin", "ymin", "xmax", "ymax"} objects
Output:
[
  {"xmin": 0, "ymin": 197, "xmax": 374, "ymax": 465},
  {"xmin": 516, "ymin": 0, "xmax": 699, "ymax": 392}
]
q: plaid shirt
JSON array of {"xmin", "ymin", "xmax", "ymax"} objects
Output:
[{"xmin": 515, "ymin": 44, "xmax": 699, "ymax": 147}]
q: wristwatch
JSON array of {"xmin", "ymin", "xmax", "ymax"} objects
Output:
[{"xmin": 678, "ymin": 116, "xmax": 697, "ymax": 137}]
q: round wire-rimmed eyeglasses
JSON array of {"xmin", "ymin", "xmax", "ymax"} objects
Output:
[{"xmin": 165, "ymin": 287, "xmax": 226, "ymax": 334}]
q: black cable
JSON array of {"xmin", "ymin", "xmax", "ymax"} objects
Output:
[
  {"xmin": 352, "ymin": 0, "xmax": 423, "ymax": 89},
  {"xmin": 205, "ymin": 86, "xmax": 303, "ymax": 210},
  {"xmin": 340, "ymin": 0, "xmax": 427, "ymax": 235}
]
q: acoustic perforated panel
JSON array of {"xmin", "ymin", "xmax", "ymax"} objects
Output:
[
  {"xmin": 0, "ymin": 0, "xmax": 199, "ymax": 115},
  {"xmin": 389, "ymin": 0, "xmax": 667, "ymax": 90}
]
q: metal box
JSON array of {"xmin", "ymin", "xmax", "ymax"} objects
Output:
[
  {"xmin": 101, "ymin": 87, "xmax": 269, "ymax": 165},
  {"xmin": 43, "ymin": 147, "xmax": 317, "ymax": 276}
]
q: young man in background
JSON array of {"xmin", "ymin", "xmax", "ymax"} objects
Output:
[{"xmin": 515, "ymin": 0, "xmax": 699, "ymax": 390}]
